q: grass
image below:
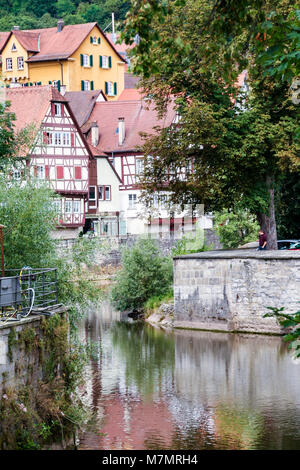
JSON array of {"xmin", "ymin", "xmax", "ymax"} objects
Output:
[{"xmin": 143, "ymin": 289, "xmax": 174, "ymax": 318}]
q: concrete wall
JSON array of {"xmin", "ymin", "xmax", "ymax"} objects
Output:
[{"xmin": 174, "ymin": 250, "xmax": 300, "ymax": 334}]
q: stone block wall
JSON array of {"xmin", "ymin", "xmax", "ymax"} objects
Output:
[{"xmin": 174, "ymin": 250, "xmax": 300, "ymax": 334}]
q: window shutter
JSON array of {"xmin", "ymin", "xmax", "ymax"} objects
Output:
[
  {"xmin": 114, "ymin": 82, "xmax": 117, "ymax": 96},
  {"xmin": 45, "ymin": 165, "xmax": 50, "ymax": 179},
  {"xmin": 105, "ymin": 81, "xmax": 108, "ymax": 95},
  {"xmin": 98, "ymin": 37, "xmax": 100, "ymax": 44},
  {"xmin": 90, "ymin": 36, "xmax": 93, "ymax": 44},
  {"xmin": 80, "ymin": 54, "xmax": 83, "ymax": 66},
  {"xmin": 33, "ymin": 165, "xmax": 37, "ymax": 177},
  {"xmin": 37, "ymin": 81, "xmax": 42, "ymax": 85},
  {"xmin": 51, "ymin": 102, "xmax": 55, "ymax": 116},
  {"xmin": 57, "ymin": 80, "xmax": 61, "ymax": 92},
  {"xmin": 43, "ymin": 131, "xmax": 48, "ymax": 144},
  {"xmin": 48, "ymin": 80, "xmax": 52, "ymax": 84},
  {"xmin": 81, "ymin": 80, "xmax": 84, "ymax": 91},
  {"xmin": 57, "ymin": 166, "xmax": 64, "ymax": 179},
  {"xmin": 90, "ymin": 81, "xmax": 94, "ymax": 91},
  {"xmin": 90, "ymin": 55, "xmax": 93, "ymax": 67},
  {"xmin": 99, "ymin": 55, "xmax": 102, "ymax": 68},
  {"xmin": 71, "ymin": 133, "xmax": 75, "ymax": 147},
  {"xmin": 30, "ymin": 83, "xmax": 33, "ymax": 86},
  {"xmin": 75, "ymin": 167, "xmax": 82, "ymax": 180},
  {"xmin": 108, "ymin": 56, "xmax": 112, "ymax": 68}
]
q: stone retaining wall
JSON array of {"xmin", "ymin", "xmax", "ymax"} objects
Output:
[{"xmin": 174, "ymin": 250, "xmax": 300, "ymax": 334}]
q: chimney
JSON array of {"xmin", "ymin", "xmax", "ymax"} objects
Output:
[
  {"xmin": 57, "ymin": 19, "xmax": 65, "ymax": 33},
  {"xmin": 91, "ymin": 122, "xmax": 99, "ymax": 147},
  {"xmin": 118, "ymin": 118, "xmax": 125, "ymax": 146},
  {"xmin": 12, "ymin": 26, "xmax": 20, "ymax": 30}
]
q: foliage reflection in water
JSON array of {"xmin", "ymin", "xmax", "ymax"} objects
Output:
[{"xmin": 79, "ymin": 303, "xmax": 300, "ymax": 450}]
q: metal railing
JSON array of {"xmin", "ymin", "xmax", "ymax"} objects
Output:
[{"xmin": 0, "ymin": 268, "xmax": 58, "ymax": 321}]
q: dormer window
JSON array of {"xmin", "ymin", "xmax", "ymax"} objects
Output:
[
  {"xmin": 54, "ymin": 103, "xmax": 61, "ymax": 116},
  {"xmin": 11, "ymin": 43, "xmax": 17, "ymax": 52}
]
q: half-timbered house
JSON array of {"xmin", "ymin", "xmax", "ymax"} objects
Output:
[{"xmin": 6, "ymin": 85, "xmax": 93, "ymax": 238}]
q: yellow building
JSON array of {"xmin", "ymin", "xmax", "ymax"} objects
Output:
[{"xmin": 0, "ymin": 21, "xmax": 126, "ymax": 98}]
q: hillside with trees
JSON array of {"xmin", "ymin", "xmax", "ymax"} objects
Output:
[{"xmin": 0, "ymin": 0, "xmax": 130, "ymax": 31}]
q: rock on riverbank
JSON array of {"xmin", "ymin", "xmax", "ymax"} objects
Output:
[{"xmin": 145, "ymin": 303, "xmax": 174, "ymax": 328}]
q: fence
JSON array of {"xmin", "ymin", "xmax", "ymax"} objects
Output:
[{"xmin": 0, "ymin": 268, "xmax": 58, "ymax": 321}]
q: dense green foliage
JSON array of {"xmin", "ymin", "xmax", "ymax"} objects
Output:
[
  {"xmin": 0, "ymin": 0, "xmax": 130, "ymax": 31},
  {"xmin": 122, "ymin": 0, "xmax": 299, "ymax": 249},
  {"xmin": 171, "ymin": 227, "xmax": 213, "ymax": 255},
  {"xmin": 264, "ymin": 305, "xmax": 300, "ymax": 358},
  {"xmin": 214, "ymin": 209, "xmax": 259, "ymax": 249},
  {"xmin": 276, "ymin": 171, "xmax": 300, "ymax": 239},
  {"xmin": 111, "ymin": 238, "xmax": 173, "ymax": 311}
]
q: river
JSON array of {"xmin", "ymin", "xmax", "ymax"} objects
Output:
[{"xmin": 78, "ymin": 302, "xmax": 300, "ymax": 450}]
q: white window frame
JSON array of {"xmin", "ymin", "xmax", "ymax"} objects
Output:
[
  {"xmin": 107, "ymin": 81, "xmax": 114, "ymax": 96},
  {"xmin": 36, "ymin": 165, "xmax": 45, "ymax": 180},
  {"xmin": 65, "ymin": 200, "xmax": 72, "ymax": 214},
  {"xmin": 83, "ymin": 54, "xmax": 89, "ymax": 67},
  {"xmin": 63, "ymin": 132, "xmax": 70, "ymax": 146},
  {"xmin": 128, "ymin": 194, "xmax": 137, "ymax": 209},
  {"xmin": 136, "ymin": 158, "xmax": 144, "ymax": 175},
  {"xmin": 105, "ymin": 186, "xmax": 111, "ymax": 201},
  {"xmin": 17, "ymin": 56, "xmax": 24, "ymax": 70},
  {"xmin": 89, "ymin": 186, "xmax": 97, "ymax": 208},
  {"xmin": 6, "ymin": 58, "xmax": 12, "ymax": 71},
  {"xmin": 92, "ymin": 36, "xmax": 97, "ymax": 45},
  {"xmin": 102, "ymin": 55, "xmax": 108, "ymax": 69},
  {"xmin": 73, "ymin": 200, "xmax": 80, "ymax": 213},
  {"xmin": 54, "ymin": 103, "xmax": 61, "ymax": 116},
  {"xmin": 11, "ymin": 43, "xmax": 17, "ymax": 52},
  {"xmin": 54, "ymin": 132, "xmax": 62, "ymax": 146}
]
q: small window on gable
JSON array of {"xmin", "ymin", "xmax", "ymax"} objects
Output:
[
  {"xmin": 54, "ymin": 103, "xmax": 61, "ymax": 116},
  {"xmin": 11, "ymin": 43, "xmax": 17, "ymax": 51}
]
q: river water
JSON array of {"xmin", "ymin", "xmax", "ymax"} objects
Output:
[{"xmin": 78, "ymin": 303, "xmax": 300, "ymax": 450}]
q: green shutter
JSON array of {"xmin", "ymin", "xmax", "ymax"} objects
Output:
[
  {"xmin": 81, "ymin": 80, "xmax": 84, "ymax": 91},
  {"xmin": 99, "ymin": 55, "xmax": 102, "ymax": 68},
  {"xmin": 98, "ymin": 37, "xmax": 100, "ymax": 44},
  {"xmin": 57, "ymin": 80, "xmax": 61, "ymax": 92},
  {"xmin": 37, "ymin": 81, "xmax": 42, "ymax": 86},
  {"xmin": 90, "ymin": 55, "xmax": 93, "ymax": 67},
  {"xmin": 90, "ymin": 36, "xmax": 93, "ymax": 44},
  {"xmin": 91, "ymin": 81, "xmax": 94, "ymax": 91},
  {"xmin": 30, "ymin": 82, "xmax": 33, "ymax": 86},
  {"xmin": 114, "ymin": 82, "xmax": 117, "ymax": 96},
  {"xmin": 48, "ymin": 80, "xmax": 52, "ymax": 84},
  {"xmin": 108, "ymin": 56, "xmax": 112, "ymax": 68},
  {"xmin": 80, "ymin": 54, "xmax": 83, "ymax": 66},
  {"xmin": 105, "ymin": 81, "xmax": 108, "ymax": 95}
]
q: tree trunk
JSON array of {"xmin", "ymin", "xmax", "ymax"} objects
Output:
[{"xmin": 257, "ymin": 175, "xmax": 278, "ymax": 250}]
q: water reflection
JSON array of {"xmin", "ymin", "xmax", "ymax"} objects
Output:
[{"xmin": 79, "ymin": 303, "xmax": 300, "ymax": 450}]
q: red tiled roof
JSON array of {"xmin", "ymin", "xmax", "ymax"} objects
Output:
[
  {"xmin": 13, "ymin": 31, "xmax": 40, "ymax": 52},
  {"xmin": 0, "ymin": 32, "xmax": 10, "ymax": 52},
  {"xmin": 65, "ymin": 89, "xmax": 106, "ymax": 127},
  {"xmin": 0, "ymin": 23, "xmax": 127, "ymax": 64},
  {"xmin": 118, "ymin": 89, "xmax": 143, "ymax": 101},
  {"xmin": 88, "ymin": 99, "xmax": 176, "ymax": 154},
  {"xmin": 5, "ymin": 85, "xmax": 66, "ymax": 133},
  {"xmin": 106, "ymin": 33, "xmax": 136, "ymax": 53}
]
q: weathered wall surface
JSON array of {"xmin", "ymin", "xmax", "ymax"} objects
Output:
[{"xmin": 174, "ymin": 250, "xmax": 300, "ymax": 334}]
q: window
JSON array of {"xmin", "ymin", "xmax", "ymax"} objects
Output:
[
  {"xmin": 6, "ymin": 58, "xmax": 12, "ymax": 71},
  {"xmin": 89, "ymin": 186, "xmax": 96, "ymax": 200},
  {"xmin": 98, "ymin": 185, "xmax": 111, "ymax": 201},
  {"xmin": 92, "ymin": 36, "xmax": 97, "ymax": 44},
  {"xmin": 52, "ymin": 199, "xmax": 61, "ymax": 213},
  {"xmin": 13, "ymin": 169, "xmax": 21, "ymax": 180},
  {"xmin": 102, "ymin": 55, "xmax": 108, "ymax": 68},
  {"xmin": 98, "ymin": 186, "xmax": 104, "ymax": 200},
  {"xmin": 136, "ymin": 158, "xmax": 144, "ymax": 175},
  {"xmin": 65, "ymin": 200, "xmax": 72, "ymax": 213},
  {"xmin": 128, "ymin": 194, "xmax": 137, "ymax": 209},
  {"xmin": 105, "ymin": 186, "xmax": 111, "ymax": 200},
  {"xmin": 83, "ymin": 54, "xmax": 89, "ymax": 67},
  {"xmin": 54, "ymin": 103, "xmax": 61, "ymax": 116},
  {"xmin": 17, "ymin": 57, "xmax": 24, "ymax": 70},
  {"xmin": 36, "ymin": 166, "xmax": 45, "ymax": 179},
  {"xmin": 11, "ymin": 43, "xmax": 17, "ymax": 51},
  {"xmin": 56, "ymin": 166, "xmax": 64, "ymax": 179},
  {"xmin": 54, "ymin": 133, "xmax": 62, "ymax": 146},
  {"xmin": 63, "ymin": 132, "xmax": 70, "ymax": 146},
  {"xmin": 73, "ymin": 200, "xmax": 80, "ymax": 213}
]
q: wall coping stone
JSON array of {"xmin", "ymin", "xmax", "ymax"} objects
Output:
[{"xmin": 174, "ymin": 249, "xmax": 300, "ymax": 260}]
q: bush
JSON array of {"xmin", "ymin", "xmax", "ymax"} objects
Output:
[
  {"xmin": 171, "ymin": 227, "xmax": 213, "ymax": 256},
  {"xmin": 214, "ymin": 209, "xmax": 259, "ymax": 249},
  {"xmin": 111, "ymin": 238, "xmax": 173, "ymax": 311}
]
